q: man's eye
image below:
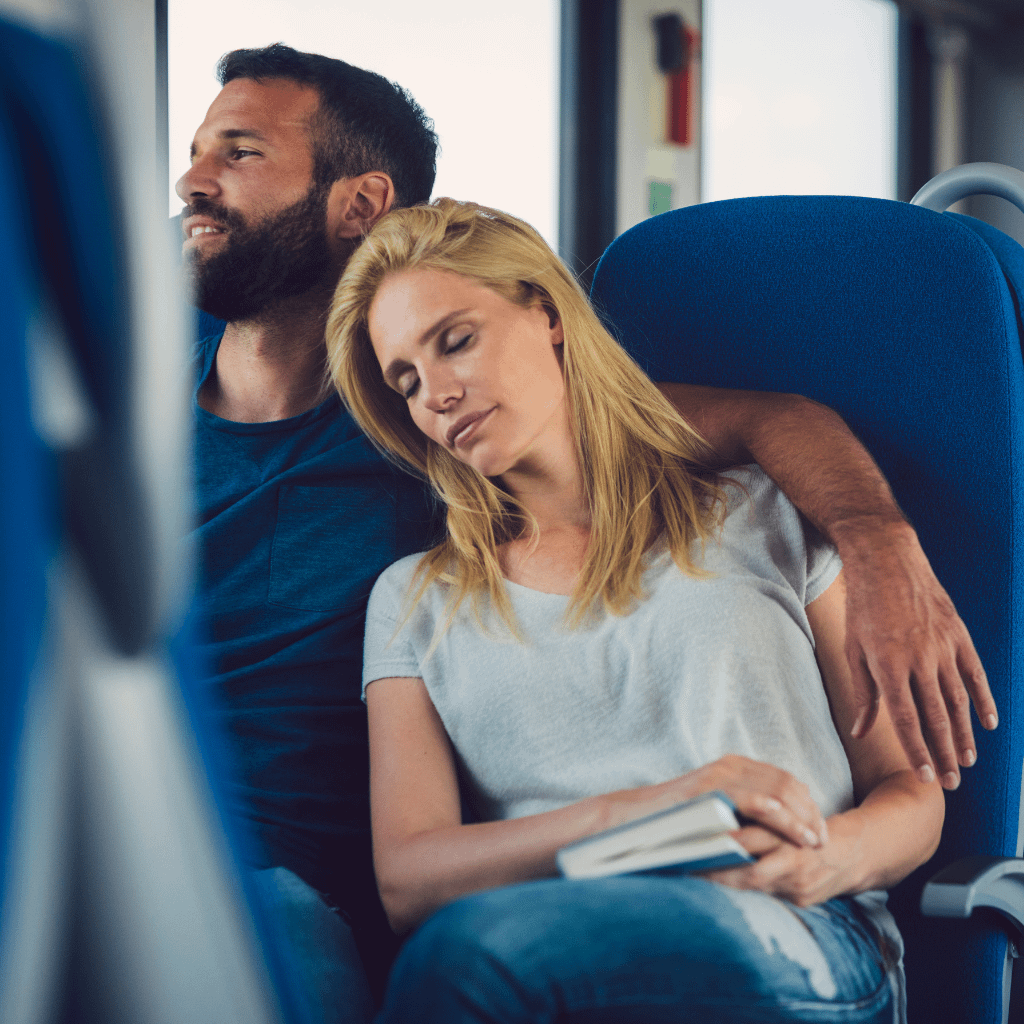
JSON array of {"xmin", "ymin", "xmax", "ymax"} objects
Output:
[{"xmin": 232, "ymin": 148, "xmax": 258, "ymax": 159}]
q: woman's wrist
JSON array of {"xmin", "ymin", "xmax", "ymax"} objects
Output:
[{"xmin": 822, "ymin": 812, "xmax": 871, "ymax": 894}]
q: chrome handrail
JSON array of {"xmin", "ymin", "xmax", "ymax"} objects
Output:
[{"xmin": 911, "ymin": 162, "xmax": 1024, "ymax": 216}]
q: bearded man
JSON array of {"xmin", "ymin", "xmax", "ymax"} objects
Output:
[{"xmin": 178, "ymin": 43, "xmax": 996, "ymax": 1024}]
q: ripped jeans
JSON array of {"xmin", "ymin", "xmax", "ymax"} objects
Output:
[{"xmin": 378, "ymin": 875, "xmax": 900, "ymax": 1023}]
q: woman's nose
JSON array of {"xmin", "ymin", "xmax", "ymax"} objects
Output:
[{"xmin": 420, "ymin": 370, "xmax": 463, "ymax": 412}]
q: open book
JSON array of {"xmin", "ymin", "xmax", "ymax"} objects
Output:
[{"xmin": 556, "ymin": 791, "xmax": 753, "ymax": 880}]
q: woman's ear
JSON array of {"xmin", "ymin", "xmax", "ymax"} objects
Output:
[{"xmin": 543, "ymin": 303, "xmax": 564, "ymax": 345}]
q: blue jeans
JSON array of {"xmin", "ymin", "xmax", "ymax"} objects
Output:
[
  {"xmin": 379, "ymin": 875, "xmax": 898, "ymax": 1023},
  {"xmin": 251, "ymin": 866, "xmax": 375, "ymax": 1024}
]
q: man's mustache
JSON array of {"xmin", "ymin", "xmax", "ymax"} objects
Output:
[{"xmin": 181, "ymin": 197, "xmax": 248, "ymax": 231}]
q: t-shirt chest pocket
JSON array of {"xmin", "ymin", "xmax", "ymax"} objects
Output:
[{"xmin": 268, "ymin": 483, "xmax": 397, "ymax": 613}]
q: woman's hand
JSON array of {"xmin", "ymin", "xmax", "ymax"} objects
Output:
[
  {"xmin": 706, "ymin": 814, "xmax": 864, "ymax": 907},
  {"xmin": 601, "ymin": 754, "xmax": 829, "ymax": 851}
]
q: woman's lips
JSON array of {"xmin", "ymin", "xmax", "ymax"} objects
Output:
[{"xmin": 447, "ymin": 407, "xmax": 496, "ymax": 448}]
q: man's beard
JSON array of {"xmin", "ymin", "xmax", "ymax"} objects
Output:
[{"xmin": 184, "ymin": 183, "xmax": 337, "ymax": 323}]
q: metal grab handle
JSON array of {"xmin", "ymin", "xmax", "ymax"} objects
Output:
[{"xmin": 911, "ymin": 162, "xmax": 1024, "ymax": 215}]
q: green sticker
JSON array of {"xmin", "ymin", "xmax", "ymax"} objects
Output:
[{"xmin": 649, "ymin": 180, "xmax": 673, "ymax": 217}]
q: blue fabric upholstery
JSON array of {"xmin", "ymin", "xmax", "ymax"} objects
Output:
[
  {"xmin": 0, "ymin": 21, "xmax": 302, "ymax": 1021},
  {"xmin": 0, "ymin": 33, "xmax": 48, "ymax": 913},
  {"xmin": 949, "ymin": 212, "xmax": 1024, "ymax": 344},
  {"xmin": 590, "ymin": 195, "xmax": 1024, "ymax": 1024},
  {"xmin": 0, "ymin": 10, "xmax": 134, "ymax": 912}
]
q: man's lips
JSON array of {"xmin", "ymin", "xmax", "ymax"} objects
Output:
[
  {"xmin": 182, "ymin": 216, "xmax": 228, "ymax": 242},
  {"xmin": 446, "ymin": 407, "xmax": 495, "ymax": 448}
]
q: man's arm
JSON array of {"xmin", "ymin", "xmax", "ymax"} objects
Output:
[{"xmin": 659, "ymin": 381, "xmax": 998, "ymax": 791}]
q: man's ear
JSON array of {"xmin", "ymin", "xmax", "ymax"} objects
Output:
[{"xmin": 327, "ymin": 172, "xmax": 395, "ymax": 240}]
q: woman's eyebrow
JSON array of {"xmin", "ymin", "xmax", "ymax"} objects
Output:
[
  {"xmin": 416, "ymin": 308, "xmax": 472, "ymax": 346},
  {"xmin": 381, "ymin": 308, "xmax": 473, "ymax": 386}
]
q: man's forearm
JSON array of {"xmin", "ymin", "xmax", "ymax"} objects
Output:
[
  {"xmin": 657, "ymin": 381, "xmax": 997, "ymax": 789},
  {"xmin": 657, "ymin": 382, "xmax": 905, "ymax": 541}
]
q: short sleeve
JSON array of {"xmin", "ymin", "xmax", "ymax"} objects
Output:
[
  {"xmin": 725, "ymin": 466, "xmax": 843, "ymax": 607},
  {"xmin": 361, "ymin": 562, "xmax": 425, "ymax": 700},
  {"xmin": 803, "ymin": 519, "xmax": 843, "ymax": 605}
]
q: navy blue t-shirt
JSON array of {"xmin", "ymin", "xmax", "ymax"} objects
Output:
[{"xmin": 191, "ymin": 329, "xmax": 437, "ymax": 930}]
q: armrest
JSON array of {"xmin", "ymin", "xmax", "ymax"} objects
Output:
[{"xmin": 921, "ymin": 855, "xmax": 1024, "ymax": 941}]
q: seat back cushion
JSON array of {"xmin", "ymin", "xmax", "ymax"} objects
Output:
[{"xmin": 591, "ymin": 195, "xmax": 1024, "ymax": 1024}]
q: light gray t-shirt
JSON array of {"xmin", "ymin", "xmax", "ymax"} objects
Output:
[
  {"xmin": 363, "ymin": 465, "xmax": 905, "ymax": 1019},
  {"xmin": 364, "ymin": 465, "xmax": 850, "ymax": 819}
]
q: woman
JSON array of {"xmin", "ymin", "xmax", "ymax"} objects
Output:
[{"xmin": 325, "ymin": 199, "xmax": 943, "ymax": 1023}]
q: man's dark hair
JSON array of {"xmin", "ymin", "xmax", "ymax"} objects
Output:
[{"xmin": 217, "ymin": 43, "xmax": 438, "ymax": 208}]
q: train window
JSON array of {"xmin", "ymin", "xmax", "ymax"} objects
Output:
[
  {"xmin": 167, "ymin": 0, "xmax": 560, "ymax": 246},
  {"xmin": 703, "ymin": 0, "xmax": 897, "ymax": 202}
]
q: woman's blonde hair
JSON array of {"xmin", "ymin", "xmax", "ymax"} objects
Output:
[{"xmin": 326, "ymin": 198, "xmax": 726, "ymax": 636}]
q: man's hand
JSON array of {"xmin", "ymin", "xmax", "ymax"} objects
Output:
[
  {"xmin": 654, "ymin": 383, "xmax": 998, "ymax": 791},
  {"xmin": 834, "ymin": 517, "xmax": 998, "ymax": 790}
]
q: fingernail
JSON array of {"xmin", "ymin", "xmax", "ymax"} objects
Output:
[
  {"xmin": 851, "ymin": 711, "xmax": 866, "ymax": 738},
  {"xmin": 962, "ymin": 748, "xmax": 976, "ymax": 767},
  {"xmin": 802, "ymin": 826, "xmax": 821, "ymax": 847},
  {"xmin": 820, "ymin": 822, "xmax": 830, "ymax": 845},
  {"xmin": 917, "ymin": 764, "xmax": 935, "ymax": 784},
  {"xmin": 942, "ymin": 771, "xmax": 960, "ymax": 790},
  {"xmin": 986, "ymin": 714, "xmax": 999, "ymax": 730},
  {"xmin": 762, "ymin": 797, "xmax": 782, "ymax": 812}
]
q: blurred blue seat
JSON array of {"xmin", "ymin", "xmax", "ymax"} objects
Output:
[
  {"xmin": 0, "ymin": 17, "xmax": 296, "ymax": 1024},
  {"xmin": 590, "ymin": 193, "xmax": 1024, "ymax": 1024}
]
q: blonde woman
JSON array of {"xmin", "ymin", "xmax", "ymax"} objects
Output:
[{"xmin": 326, "ymin": 199, "xmax": 943, "ymax": 1024}]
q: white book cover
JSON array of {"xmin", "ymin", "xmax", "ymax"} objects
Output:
[{"xmin": 557, "ymin": 791, "xmax": 754, "ymax": 880}]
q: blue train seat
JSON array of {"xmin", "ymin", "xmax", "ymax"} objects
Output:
[
  {"xmin": 590, "ymin": 192, "xmax": 1024, "ymax": 1024},
  {"xmin": 0, "ymin": 18, "xmax": 296, "ymax": 1024}
]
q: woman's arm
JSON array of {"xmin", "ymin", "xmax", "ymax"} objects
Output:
[
  {"xmin": 656, "ymin": 380, "xmax": 995, "ymax": 793},
  {"xmin": 369, "ymin": 676, "xmax": 831, "ymax": 933},
  {"xmin": 708, "ymin": 571, "xmax": 945, "ymax": 905},
  {"xmin": 368, "ymin": 675, "xmax": 603, "ymax": 933}
]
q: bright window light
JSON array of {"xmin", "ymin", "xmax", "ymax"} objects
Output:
[
  {"xmin": 168, "ymin": 1, "xmax": 560, "ymax": 247},
  {"xmin": 703, "ymin": 0, "xmax": 897, "ymax": 202}
]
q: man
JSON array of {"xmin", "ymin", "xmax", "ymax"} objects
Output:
[{"xmin": 178, "ymin": 43, "xmax": 996, "ymax": 1023}]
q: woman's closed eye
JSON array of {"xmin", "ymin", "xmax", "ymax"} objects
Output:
[
  {"xmin": 398, "ymin": 372, "xmax": 419, "ymax": 399},
  {"xmin": 393, "ymin": 332, "xmax": 473, "ymax": 400},
  {"xmin": 443, "ymin": 332, "xmax": 472, "ymax": 356}
]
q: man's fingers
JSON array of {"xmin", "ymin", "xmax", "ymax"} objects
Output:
[
  {"xmin": 876, "ymin": 673, "xmax": 938, "ymax": 785},
  {"xmin": 847, "ymin": 651, "xmax": 880, "ymax": 740},
  {"xmin": 908, "ymin": 670, "xmax": 962, "ymax": 789},
  {"xmin": 957, "ymin": 644, "xmax": 998, "ymax": 732},
  {"xmin": 938, "ymin": 663, "xmax": 977, "ymax": 771}
]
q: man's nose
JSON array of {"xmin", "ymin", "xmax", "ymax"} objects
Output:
[{"xmin": 175, "ymin": 150, "xmax": 221, "ymax": 203}]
